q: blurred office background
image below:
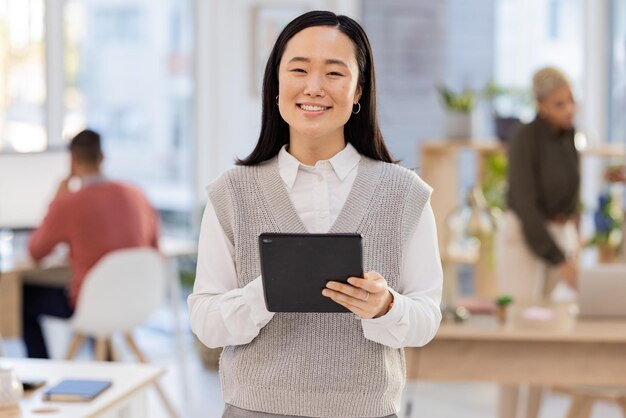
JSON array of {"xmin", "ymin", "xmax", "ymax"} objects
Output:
[
  {"xmin": 2, "ymin": 0, "xmax": 623, "ymax": 234},
  {"xmin": 1, "ymin": 1, "xmax": 626, "ymax": 417}
]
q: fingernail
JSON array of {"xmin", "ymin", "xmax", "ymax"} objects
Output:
[
  {"xmin": 347, "ymin": 278, "xmax": 356, "ymax": 285},
  {"xmin": 322, "ymin": 290, "xmax": 330, "ymax": 296}
]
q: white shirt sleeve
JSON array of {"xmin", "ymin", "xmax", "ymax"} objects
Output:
[
  {"xmin": 360, "ymin": 201, "xmax": 443, "ymax": 348},
  {"xmin": 187, "ymin": 199, "xmax": 275, "ymax": 349}
]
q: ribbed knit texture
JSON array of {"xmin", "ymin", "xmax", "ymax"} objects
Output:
[{"xmin": 207, "ymin": 155, "xmax": 432, "ymax": 418}]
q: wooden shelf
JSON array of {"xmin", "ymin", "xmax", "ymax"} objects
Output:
[{"xmin": 419, "ymin": 139, "xmax": 624, "ymax": 303}]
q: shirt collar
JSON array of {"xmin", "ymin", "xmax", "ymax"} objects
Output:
[
  {"xmin": 278, "ymin": 143, "xmax": 361, "ymax": 190},
  {"xmin": 278, "ymin": 146, "xmax": 301, "ymax": 190},
  {"xmin": 80, "ymin": 173, "xmax": 108, "ymax": 187},
  {"xmin": 328, "ymin": 142, "xmax": 361, "ymax": 181}
]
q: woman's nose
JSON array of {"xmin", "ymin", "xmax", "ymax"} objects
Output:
[{"xmin": 303, "ymin": 75, "xmax": 324, "ymax": 97}]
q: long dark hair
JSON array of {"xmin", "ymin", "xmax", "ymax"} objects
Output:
[{"xmin": 236, "ymin": 10, "xmax": 394, "ymax": 166}]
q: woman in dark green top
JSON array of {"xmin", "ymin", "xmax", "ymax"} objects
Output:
[
  {"xmin": 498, "ymin": 67, "xmax": 579, "ymax": 303},
  {"xmin": 496, "ymin": 66, "xmax": 580, "ymax": 418}
]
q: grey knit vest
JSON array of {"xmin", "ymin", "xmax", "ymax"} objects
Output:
[{"xmin": 207, "ymin": 155, "xmax": 432, "ymax": 418}]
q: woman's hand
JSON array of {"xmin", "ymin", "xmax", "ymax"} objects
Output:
[
  {"xmin": 322, "ymin": 271, "xmax": 394, "ymax": 319},
  {"xmin": 558, "ymin": 258, "xmax": 578, "ymax": 289}
]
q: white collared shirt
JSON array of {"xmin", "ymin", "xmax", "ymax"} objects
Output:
[{"xmin": 188, "ymin": 143, "xmax": 443, "ymax": 349}]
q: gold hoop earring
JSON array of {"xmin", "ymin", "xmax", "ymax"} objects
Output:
[
  {"xmin": 352, "ymin": 103, "xmax": 361, "ymax": 114},
  {"xmin": 276, "ymin": 95, "xmax": 279, "ymax": 106}
]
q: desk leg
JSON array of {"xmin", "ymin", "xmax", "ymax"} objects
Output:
[
  {"xmin": 525, "ymin": 386, "xmax": 543, "ymax": 418},
  {"xmin": 0, "ymin": 271, "xmax": 22, "ymax": 338},
  {"xmin": 617, "ymin": 398, "xmax": 626, "ymax": 417},
  {"xmin": 499, "ymin": 385, "xmax": 520, "ymax": 418},
  {"xmin": 167, "ymin": 257, "xmax": 184, "ymax": 355},
  {"xmin": 565, "ymin": 395, "xmax": 593, "ymax": 418},
  {"xmin": 166, "ymin": 257, "xmax": 190, "ymax": 410}
]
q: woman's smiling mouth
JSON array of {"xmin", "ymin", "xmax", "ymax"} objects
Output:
[{"xmin": 298, "ymin": 103, "xmax": 332, "ymax": 112}]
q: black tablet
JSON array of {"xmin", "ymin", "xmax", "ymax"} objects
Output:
[{"xmin": 259, "ymin": 233, "xmax": 363, "ymax": 313}]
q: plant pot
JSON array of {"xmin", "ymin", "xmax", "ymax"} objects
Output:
[
  {"xmin": 598, "ymin": 244, "xmax": 617, "ymax": 263},
  {"xmin": 445, "ymin": 111, "xmax": 472, "ymax": 139},
  {"xmin": 496, "ymin": 305, "xmax": 508, "ymax": 324},
  {"xmin": 0, "ymin": 367, "xmax": 23, "ymax": 409},
  {"xmin": 494, "ymin": 116, "xmax": 521, "ymax": 142}
]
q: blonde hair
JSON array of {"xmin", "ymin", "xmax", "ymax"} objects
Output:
[{"xmin": 532, "ymin": 67, "xmax": 571, "ymax": 101}]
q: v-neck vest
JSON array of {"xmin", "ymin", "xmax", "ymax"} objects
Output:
[{"xmin": 207, "ymin": 155, "xmax": 431, "ymax": 417}]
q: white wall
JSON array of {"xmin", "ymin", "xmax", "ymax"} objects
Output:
[
  {"xmin": 363, "ymin": 0, "xmax": 495, "ymax": 170},
  {"xmin": 194, "ymin": 0, "xmax": 360, "ymax": 204}
]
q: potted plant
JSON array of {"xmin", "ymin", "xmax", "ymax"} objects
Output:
[
  {"xmin": 437, "ymin": 85, "xmax": 476, "ymax": 139},
  {"xmin": 483, "ymin": 80, "xmax": 532, "ymax": 142},
  {"xmin": 495, "ymin": 294, "xmax": 513, "ymax": 323},
  {"xmin": 586, "ymin": 190, "xmax": 623, "ymax": 263}
]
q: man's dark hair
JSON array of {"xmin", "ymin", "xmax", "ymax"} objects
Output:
[
  {"xmin": 69, "ymin": 129, "xmax": 103, "ymax": 164},
  {"xmin": 236, "ymin": 10, "xmax": 394, "ymax": 166}
]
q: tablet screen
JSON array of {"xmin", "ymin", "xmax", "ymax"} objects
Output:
[{"xmin": 259, "ymin": 233, "xmax": 363, "ymax": 312}]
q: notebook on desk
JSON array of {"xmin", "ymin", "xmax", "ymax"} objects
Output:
[
  {"xmin": 42, "ymin": 379, "xmax": 112, "ymax": 402},
  {"xmin": 578, "ymin": 264, "xmax": 626, "ymax": 318}
]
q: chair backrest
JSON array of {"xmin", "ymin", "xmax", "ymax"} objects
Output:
[{"xmin": 70, "ymin": 248, "xmax": 166, "ymax": 336}]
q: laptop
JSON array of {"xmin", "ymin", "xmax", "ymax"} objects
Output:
[{"xmin": 578, "ymin": 264, "xmax": 626, "ymax": 318}]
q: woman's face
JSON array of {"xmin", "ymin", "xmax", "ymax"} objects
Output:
[
  {"xmin": 277, "ymin": 26, "xmax": 362, "ymax": 145},
  {"xmin": 537, "ymin": 85, "xmax": 576, "ymax": 130}
]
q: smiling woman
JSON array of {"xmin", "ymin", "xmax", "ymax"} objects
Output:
[
  {"xmin": 277, "ymin": 26, "xmax": 362, "ymax": 165},
  {"xmin": 188, "ymin": 10, "xmax": 443, "ymax": 418}
]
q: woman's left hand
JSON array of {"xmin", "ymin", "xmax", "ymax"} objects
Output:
[{"xmin": 322, "ymin": 271, "xmax": 393, "ymax": 319}]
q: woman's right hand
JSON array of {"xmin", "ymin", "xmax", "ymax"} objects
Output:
[{"xmin": 558, "ymin": 258, "xmax": 578, "ymax": 289}]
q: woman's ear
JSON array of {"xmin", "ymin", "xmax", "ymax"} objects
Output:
[{"xmin": 354, "ymin": 84, "xmax": 363, "ymax": 104}]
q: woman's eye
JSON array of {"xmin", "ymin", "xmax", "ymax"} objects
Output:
[
  {"xmin": 328, "ymin": 72, "xmax": 343, "ymax": 77},
  {"xmin": 290, "ymin": 68, "xmax": 306, "ymax": 73}
]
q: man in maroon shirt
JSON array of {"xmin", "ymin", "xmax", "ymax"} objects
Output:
[{"xmin": 24, "ymin": 129, "xmax": 159, "ymax": 358}]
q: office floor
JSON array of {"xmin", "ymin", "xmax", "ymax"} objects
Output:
[{"xmin": 3, "ymin": 298, "xmax": 623, "ymax": 418}]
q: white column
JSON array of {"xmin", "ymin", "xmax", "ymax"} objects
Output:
[
  {"xmin": 581, "ymin": 0, "xmax": 609, "ymax": 144},
  {"xmin": 580, "ymin": 0, "xmax": 611, "ymax": 243},
  {"xmin": 193, "ymin": 0, "xmax": 220, "ymax": 208},
  {"xmin": 45, "ymin": 0, "xmax": 64, "ymax": 148}
]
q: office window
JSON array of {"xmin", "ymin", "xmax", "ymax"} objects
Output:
[
  {"xmin": 495, "ymin": 0, "xmax": 583, "ymax": 121},
  {"xmin": 548, "ymin": 0, "xmax": 561, "ymax": 40},
  {"xmin": 0, "ymin": 0, "xmax": 47, "ymax": 152},
  {"xmin": 94, "ymin": 7, "xmax": 142, "ymax": 43},
  {"xmin": 610, "ymin": 0, "xmax": 626, "ymax": 145},
  {"xmin": 64, "ymin": 0, "xmax": 195, "ymax": 233}
]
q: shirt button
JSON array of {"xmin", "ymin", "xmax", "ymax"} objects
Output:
[
  {"xmin": 317, "ymin": 175, "xmax": 324, "ymax": 182},
  {"xmin": 319, "ymin": 212, "xmax": 328, "ymax": 219}
]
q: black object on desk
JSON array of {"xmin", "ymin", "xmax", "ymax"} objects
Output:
[{"xmin": 259, "ymin": 233, "xmax": 363, "ymax": 313}]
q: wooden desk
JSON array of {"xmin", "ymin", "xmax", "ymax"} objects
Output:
[
  {"xmin": 0, "ymin": 358, "xmax": 163, "ymax": 418},
  {"xmin": 406, "ymin": 303, "xmax": 626, "ymax": 386},
  {"xmin": 0, "ymin": 236, "xmax": 197, "ymax": 339}
]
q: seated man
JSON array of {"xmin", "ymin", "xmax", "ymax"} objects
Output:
[{"xmin": 24, "ymin": 129, "xmax": 159, "ymax": 358}]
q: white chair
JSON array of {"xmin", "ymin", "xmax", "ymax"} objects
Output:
[{"xmin": 63, "ymin": 247, "xmax": 178, "ymax": 418}]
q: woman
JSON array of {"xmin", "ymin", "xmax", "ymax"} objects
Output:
[
  {"xmin": 498, "ymin": 66, "xmax": 579, "ymax": 303},
  {"xmin": 496, "ymin": 67, "xmax": 580, "ymax": 418},
  {"xmin": 188, "ymin": 11, "xmax": 442, "ymax": 418}
]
